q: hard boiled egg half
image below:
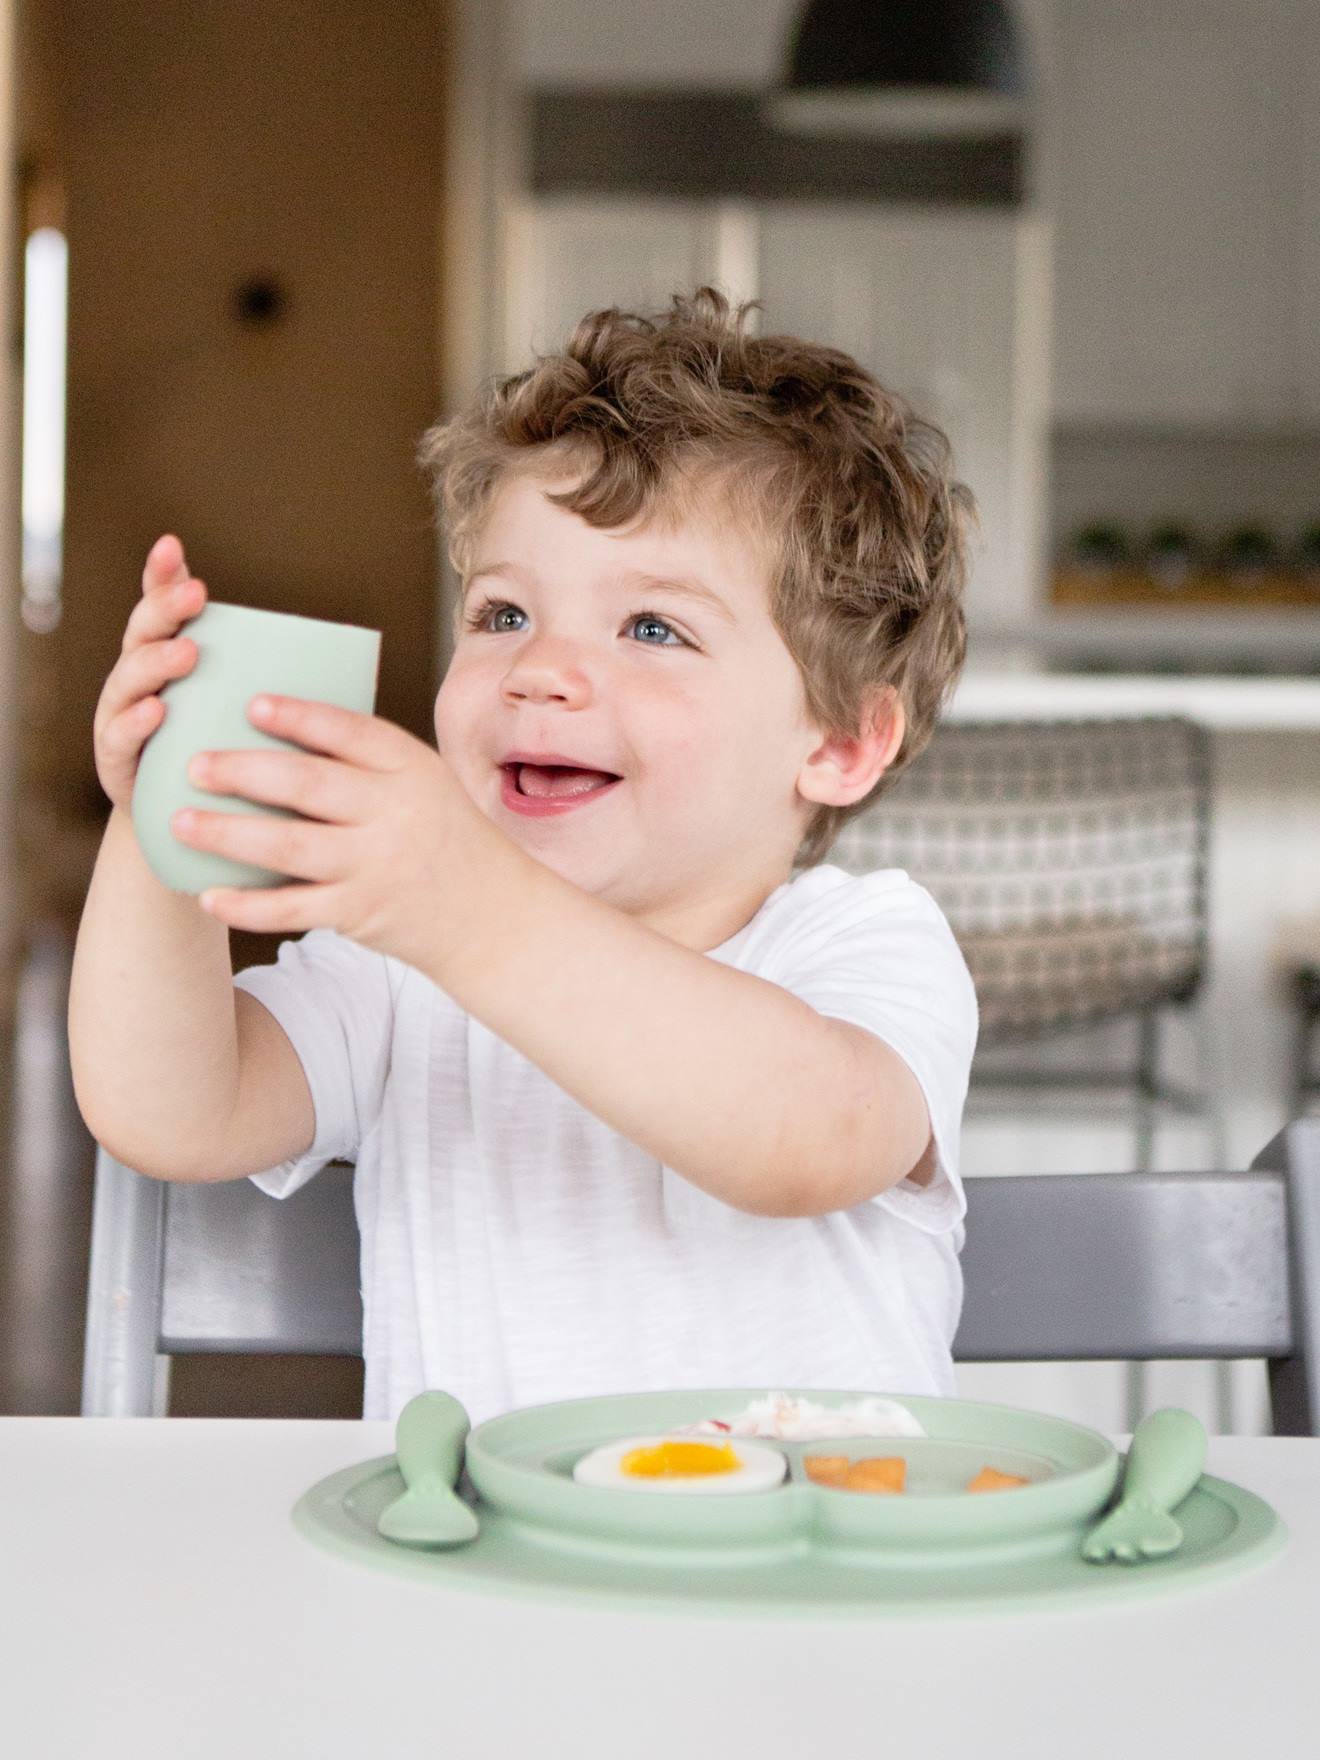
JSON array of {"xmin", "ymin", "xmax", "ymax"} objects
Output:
[{"xmin": 571, "ymin": 1434, "xmax": 787, "ymax": 1495}]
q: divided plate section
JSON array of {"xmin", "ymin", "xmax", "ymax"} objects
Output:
[{"xmin": 465, "ymin": 1388, "xmax": 1120, "ymax": 1562}]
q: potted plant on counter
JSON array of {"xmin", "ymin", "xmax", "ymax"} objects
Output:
[
  {"xmin": 1213, "ymin": 523, "xmax": 1281, "ymax": 588},
  {"xmin": 1143, "ymin": 523, "xmax": 1201, "ymax": 594}
]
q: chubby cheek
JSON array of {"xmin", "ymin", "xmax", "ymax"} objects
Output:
[
  {"xmin": 644, "ymin": 715, "xmax": 744, "ymax": 827},
  {"xmin": 431, "ymin": 677, "xmax": 486, "ymax": 804},
  {"xmin": 431, "ymin": 687, "xmax": 453, "ymax": 754}
]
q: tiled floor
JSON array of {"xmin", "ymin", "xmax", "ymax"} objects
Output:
[{"xmin": 0, "ymin": 919, "xmax": 361, "ymax": 1418}]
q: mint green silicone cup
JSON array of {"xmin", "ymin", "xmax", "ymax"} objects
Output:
[{"xmin": 131, "ymin": 600, "xmax": 381, "ymax": 894}]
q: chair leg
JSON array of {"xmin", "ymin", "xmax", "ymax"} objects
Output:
[
  {"xmin": 1124, "ymin": 1013, "xmax": 1162, "ymax": 1432},
  {"xmin": 1190, "ymin": 998, "xmax": 1230, "ymax": 1170},
  {"xmin": 1134, "ymin": 1008, "xmax": 1160, "ymax": 1175},
  {"xmin": 152, "ymin": 1354, "xmax": 172, "ymax": 1418},
  {"xmin": 1185, "ymin": 1002, "xmax": 1237, "ymax": 1431},
  {"xmin": 1123, "ymin": 1361, "xmax": 1147, "ymax": 1433}
]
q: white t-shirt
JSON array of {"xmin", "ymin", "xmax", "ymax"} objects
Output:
[{"xmin": 235, "ymin": 862, "xmax": 978, "ymax": 1424}]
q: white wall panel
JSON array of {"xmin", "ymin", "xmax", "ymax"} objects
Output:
[
  {"xmin": 504, "ymin": 197, "xmax": 721, "ymax": 368},
  {"xmin": 758, "ymin": 205, "xmax": 1051, "ymax": 633}
]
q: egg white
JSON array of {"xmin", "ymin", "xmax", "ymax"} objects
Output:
[{"xmin": 571, "ymin": 1434, "xmax": 788, "ymax": 1495}]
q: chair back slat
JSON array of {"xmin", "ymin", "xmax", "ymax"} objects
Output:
[
  {"xmin": 955, "ymin": 1171, "xmax": 1290, "ymax": 1359},
  {"xmin": 82, "ymin": 1121, "xmax": 1320, "ymax": 1434},
  {"xmin": 159, "ymin": 1165, "xmax": 361, "ymax": 1355}
]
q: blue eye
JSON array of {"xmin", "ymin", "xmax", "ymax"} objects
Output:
[
  {"xmin": 628, "ymin": 613, "xmax": 684, "ymax": 646},
  {"xmin": 464, "ymin": 597, "xmax": 689, "ymax": 648},
  {"xmin": 464, "ymin": 598, "xmax": 525, "ymax": 633}
]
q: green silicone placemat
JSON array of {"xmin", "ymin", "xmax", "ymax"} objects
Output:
[
  {"xmin": 292, "ymin": 1388, "xmax": 1287, "ymax": 1617},
  {"xmin": 294, "ymin": 1456, "xmax": 1284, "ymax": 1618}
]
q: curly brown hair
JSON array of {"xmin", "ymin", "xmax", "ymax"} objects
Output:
[{"xmin": 418, "ymin": 287, "xmax": 975, "ymax": 868}]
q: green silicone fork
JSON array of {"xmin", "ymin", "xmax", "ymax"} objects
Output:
[
  {"xmin": 376, "ymin": 1390, "xmax": 480, "ymax": 1548},
  {"xmin": 1081, "ymin": 1406, "xmax": 1208, "ymax": 1565}
]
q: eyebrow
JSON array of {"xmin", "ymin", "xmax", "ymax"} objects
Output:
[{"xmin": 465, "ymin": 561, "xmax": 737, "ymax": 626}]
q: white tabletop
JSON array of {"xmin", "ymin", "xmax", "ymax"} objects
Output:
[{"xmin": 4, "ymin": 1418, "xmax": 1317, "ymax": 1759}]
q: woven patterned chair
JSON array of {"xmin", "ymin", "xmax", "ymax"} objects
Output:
[
  {"xmin": 829, "ymin": 715, "xmax": 1221, "ymax": 1430},
  {"xmin": 830, "ymin": 715, "xmax": 1217, "ymax": 1164}
]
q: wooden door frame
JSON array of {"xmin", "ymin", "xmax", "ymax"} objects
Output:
[
  {"xmin": 0, "ymin": 0, "xmax": 516, "ymax": 990},
  {"xmin": 0, "ymin": 0, "xmax": 20, "ymax": 1007}
]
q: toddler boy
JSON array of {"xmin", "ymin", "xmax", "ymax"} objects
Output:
[{"xmin": 69, "ymin": 288, "xmax": 978, "ymax": 1424}]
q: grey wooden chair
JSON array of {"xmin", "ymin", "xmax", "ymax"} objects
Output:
[
  {"xmin": 81, "ymin": 1157, "xmax": 362, "ymax": 1418},
  {"xmin": 82, "ymin": 1119, "xmax": 1320, "ymax": 1435}
]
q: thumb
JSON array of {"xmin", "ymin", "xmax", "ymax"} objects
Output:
[{"xmin": 145, "ymin": 533, "xmax": 190, "ymax": 591}]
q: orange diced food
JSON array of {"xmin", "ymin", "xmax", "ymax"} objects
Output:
[
  {"xmin": 804, "ymin": 1455, "xmax": 851, "ymax": 1487},
  {"xmin": 804, "ymin": 1453, "xmax": 907, "ymax": 1493},
  {"xmin": 844, "ymin": 1456, "xmax": 906, "ymax": 1494},
  {"xmin": 967, "ymin": 1466, "xmax": 1030, "ymax": 1493}
]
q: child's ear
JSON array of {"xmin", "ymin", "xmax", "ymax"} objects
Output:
[{"xmin": 796, "ymin": 688, "xmax": 906, "ymax": 808}]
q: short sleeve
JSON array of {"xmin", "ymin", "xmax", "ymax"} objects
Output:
[
  {"xmin": 232, "ymin": 927, "xmax": 394, "ymax": 1199},
  {"xmin": 732, "ymin": 867, "xmax": 978, "ymax": 1237}
]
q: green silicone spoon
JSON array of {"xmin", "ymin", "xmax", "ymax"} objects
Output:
[
  {"xmin": 1081, "ymin": 1406, "xmax": 1208, "ymax": 1564},
  {"xmin": 376, "ymin": 1390, "xmax": 480, "ymax": 1549}
]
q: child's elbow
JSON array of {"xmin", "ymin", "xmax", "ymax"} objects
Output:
[
  {"xmin": 739, "ymin": 1149, "xmax": 921, "ymax": 1219},
  {"xmin": 734, "ymin": 1166, "xmax": 867, "ymax": 1220}
]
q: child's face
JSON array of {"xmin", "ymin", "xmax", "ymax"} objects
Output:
[{"xmin": 434, "ymin": 466, "xmax": 834, "ymax": 949}]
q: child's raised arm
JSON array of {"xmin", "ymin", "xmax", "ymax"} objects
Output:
[{"xmin": 67, "ymin": 536, "xmax": 314, "ymax": 1182}]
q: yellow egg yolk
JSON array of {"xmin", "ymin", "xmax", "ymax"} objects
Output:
[{"xmin": 620, "ymin": 1440, "xmax": 740, "ymax": 1478}]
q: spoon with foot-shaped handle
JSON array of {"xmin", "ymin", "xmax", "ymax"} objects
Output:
[{"xmin": 377, "ymin": 1390, "xmax": 480, "ymax": 1549}]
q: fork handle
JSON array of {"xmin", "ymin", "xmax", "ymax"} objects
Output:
[{"xmin": 1119, "ymin": 1407, "xmax": 1207, "ymax": 1511}]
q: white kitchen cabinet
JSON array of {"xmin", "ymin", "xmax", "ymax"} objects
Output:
[
  {"xmin": 756, "ymin": 204, "xmax": 1051, "ymax": 636},
  {"xmin": 502, "ymin": 196, "xmax": 1052, "ymax": 633},
  {"xmin": 1050, "ymin": 0, "xmax": 1305, "ymax": 426},
  {"xmin": 503, "ymin": 197, "xmax": 730, "ymax": 368}
]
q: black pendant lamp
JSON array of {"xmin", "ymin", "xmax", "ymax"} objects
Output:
[{"xmin": 767, "ymin": 0, "xmax": 1026, "ymax": 138}]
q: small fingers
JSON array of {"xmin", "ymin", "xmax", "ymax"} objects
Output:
[
  {"xmin": 141, "ymin": 533, "xmax": 190, "ymax": 594},
  {"xmin": 92, "ymin": 689, "xmax": 170, "ymax": 809},
  {"xmin": 122, "ymin": 574, "xmax": 207, "ymax": 656},
  {"xmin": 97, "ymin": 633, "xmax": 200, "ymax": 733},
  {"xmin": 170, "ymin": 804, "xmax": 341, "ymax": 885},
  {"xmin": 99, "ymin": 692, "xmax": 166, "ymax": 760},
  {"xmin": 185, "ymin": 747, "xmax": 363, "ymax": 825},
  {"xmin": 196, "ymin": 881, "xmax": 329, "ymax": 935},
  {"xmin": 247, "ymin": 696, "xmax": 399, "ymax": 770}
]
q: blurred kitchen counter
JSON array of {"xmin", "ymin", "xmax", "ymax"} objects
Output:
[
  {"xmin": 954, "ymin": 610, "xmax": 1320, "ymax": 727},
  {"xmin": 949, "ymin": 668, "xmax": 1320, "ymax": 729}
]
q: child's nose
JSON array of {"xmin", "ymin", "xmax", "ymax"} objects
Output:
[{"xmin": 500, "ymin": 637, "xmax": 594, "ymax": 708}]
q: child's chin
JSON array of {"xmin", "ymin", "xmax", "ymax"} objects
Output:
[{"xmin": 533, "ymin": 843, "xmax": 637, "ymax": 898}]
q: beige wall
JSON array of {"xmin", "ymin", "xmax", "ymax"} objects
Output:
[{"xmin": 35, "ymin": 0, "xmax": 446, "ymax": 939}]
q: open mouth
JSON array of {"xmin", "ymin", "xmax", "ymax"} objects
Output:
[{"xmin": 502, "ymin": 762, "xmax": 622, "ymax": 801}]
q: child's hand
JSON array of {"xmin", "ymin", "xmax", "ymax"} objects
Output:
[
  {"xmin": 170, "ymin": 694, "xmax": 514, "ymax": 976},
  {"xmin": 93, "ymin": 535, "xmax": 207, "ymax": 813}
]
